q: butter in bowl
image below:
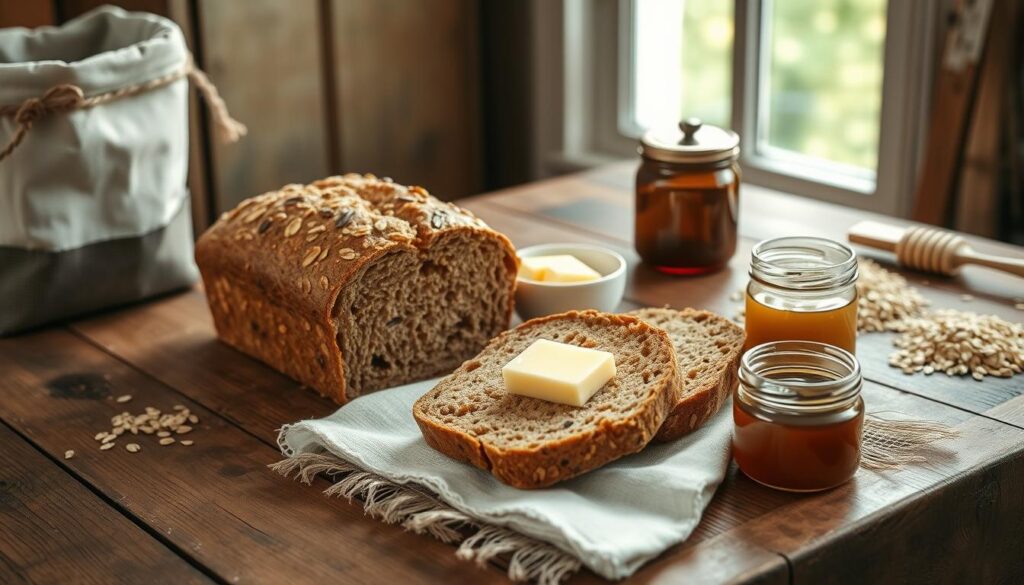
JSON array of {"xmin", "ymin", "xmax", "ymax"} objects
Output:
[{"xmin": 514, "ymin": 243, "xmax": 627, "ymax": 320}]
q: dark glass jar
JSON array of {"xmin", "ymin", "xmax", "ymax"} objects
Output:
[{"xmin": 635, "ymin": 118, "xmax": 740, "ymax": 275}]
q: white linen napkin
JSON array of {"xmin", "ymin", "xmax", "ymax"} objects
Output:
[{"xmin": 277, "ymin": 378, "xmax": 732, "ymax": 581}]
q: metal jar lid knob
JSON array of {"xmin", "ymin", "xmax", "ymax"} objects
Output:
[{"xmin": 679, "ymin": 118, "xmax": 702, "ymax": 145}]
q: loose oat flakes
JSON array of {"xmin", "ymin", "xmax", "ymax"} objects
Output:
[
  {"xmin": 888, "ymin": 309, "xmax": 1024, "ymax": 379},
  {"xmin": 856, "ymin": 259, "xmax": 929, "ymax": 332}
]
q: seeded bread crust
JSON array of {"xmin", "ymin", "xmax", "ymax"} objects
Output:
[
  {"xmin": 413, "ymin": 310, "xmax": 682, "ymax": 489},
  {"xmin": 628, "ymin": 308, "xmax": 745, "ymax": 441},
  {"xmin": 195, "ymin": 174, "xmax": 517, "ymax": 403}
]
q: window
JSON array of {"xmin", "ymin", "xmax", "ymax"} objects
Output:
[
  {"xmin": 758, "ymin": 0, "xmax": 887, "ymax": 174},
  {"xmin": 631, "ymin": 0, "xmax": 734, "ymax": 132},
  {"xmin": 552, "ymin": 0, "xmax": 940, "ymax": 215}
]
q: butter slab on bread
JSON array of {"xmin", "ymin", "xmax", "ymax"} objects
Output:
[
  {"xmin": 195, "ymin": 174, "xmax": 518, "ymax": 403},
  {"xmin": 413, "ymin": 310, "xmax": 681, "ymax": 489},
  {"xmin": 628, "ymin": 308, "xmax": 745, "ymax": 441}
]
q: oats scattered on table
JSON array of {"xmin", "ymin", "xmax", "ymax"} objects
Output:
[
  {"xmin": 90, "ymin": 403, "xmax": 201, "ymax": 453},
  {"xmin": 64, "ymin": 449, "xmax": 75, "ymax": 460},
  {"xmin": 857, "ymin": 259, "xmax": 929, "ymax": 332},
  {"xmin": 888, "ymin": 309, "xmax": 1024, "ymax": 379},
  {"xmin": 115, "ymin": 394, "xmax": 132, "ymax": 403},
  {"xmin": 180, "ymin": 440, "xmax": 194, "ymax": 446}
]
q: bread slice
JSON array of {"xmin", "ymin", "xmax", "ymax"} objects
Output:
[
  {"xmin": 628, "ymin": 308, "xmax": 745, "ymax": 441},
  {"xmin": 413, "ymin": 310, "xmax": 681, "ymax": 489}
]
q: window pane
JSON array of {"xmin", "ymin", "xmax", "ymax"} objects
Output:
[
  {"xmin": 633, "ymin": 0, "xmax": 733, "ymax": 131},
  {"xmin": 761, "ymin": 0, "xmax": 887, "ymax": 173}
]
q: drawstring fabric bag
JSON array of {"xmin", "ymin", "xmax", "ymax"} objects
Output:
[{"xmin": 0, "ymin": 6, "xmax": 244, "ymax": 334}]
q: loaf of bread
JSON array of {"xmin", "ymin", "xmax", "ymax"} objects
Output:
[
  {"xmin": 413, "ymin": 310, "xmax": 681, "ymax": 489},
  {"xmin": 628, "ymin": 308, "xmax": 745, "ymax": 441},
  {"xmin": 195, "ymin": 174, "xmax": 518, "ymax": 403}
]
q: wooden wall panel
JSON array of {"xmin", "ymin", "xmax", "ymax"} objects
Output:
[
  {"xmin": 198, "ymin": 0, "xmax": 331, "ymax": 211},
  {"xmin": 166, "ymin": 0, "xmax": 213, "ymax": 233},
  {"xmin": 0, "ymin": 2, "xmax": 55, "ymax": 27},
  {"xmin": 329, "ymin": 0, "xmax": 482, "ymax": 200},
  {"xmin": 954, "ymin": 0, "xmax": 1019, "ymax": 238},
  {"xmin": 56, "ymin": 0, "xmax": 175, "ymax": 23}
]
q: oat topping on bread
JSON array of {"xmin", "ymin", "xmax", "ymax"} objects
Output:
[{"xmin": 196, "ymin": 174, "xmax": 518, "ymax": 402}]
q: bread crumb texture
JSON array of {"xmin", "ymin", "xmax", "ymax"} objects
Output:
[
  {"xmin": 628, "ymin": 308, "xmax": 745, "ymax": 441},
  {"xmin": 413, "ymin": 310, "xmax": 681, "ymax": 489}
]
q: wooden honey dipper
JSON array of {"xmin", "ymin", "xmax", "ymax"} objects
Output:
[{"xmin": 848, "ymin": 221, "xmax": 1024, "ymax": 278}]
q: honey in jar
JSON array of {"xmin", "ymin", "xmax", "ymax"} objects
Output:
[
  {"xmin": 745, "ymin": 237, "xmax": 859, "ymax": 353},
  {"xmin": 635, "ymin": 118, "xmax": 740, "ymax": 275},
  {"xmin": 732, "ymin": 341, "xmax": 864, "ymax": 492}
]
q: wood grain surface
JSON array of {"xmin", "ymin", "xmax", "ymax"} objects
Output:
[
  {"xmin": 0, "ymin": 424, "xmax": 213, "ymax": 585},
  {"xmin": 0, "ymin": 330, "xmax": 504, "ymax": 584},
  {"xmin": 2, "ymin": 164, "xmax": 1023, "ymax": 584}
]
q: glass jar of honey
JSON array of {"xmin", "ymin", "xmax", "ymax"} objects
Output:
[
  {"xmin": 635, "ymin": 118, "xmax": 740, "ymax": 275},
  {"xmin": 745, "ymin": 237, "xmax": 859, "ymax": 353},
  {"xmin": 733, "ymin": 341, "xmax": 864, "ymax": 492}
]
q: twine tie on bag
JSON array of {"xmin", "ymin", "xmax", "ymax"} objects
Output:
[{"xmin": 0, "ymin": 53, "xmax": 245, "ymax": 162}]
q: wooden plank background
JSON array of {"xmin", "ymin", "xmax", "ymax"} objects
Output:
[
  {"xmin": 6, "ymin": 0, "xmax": 485, "ymax": 231},
  {"xmin": 6, "ymin": 1, "xmax": 1021, "ymax": 243}
]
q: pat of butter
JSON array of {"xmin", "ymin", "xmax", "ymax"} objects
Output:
[
  {"xmin": 519, "ymin": 255, "xmax": 602, "ymax": 283},
  {"xmin": 502, "ymin": 339, "xmax": 616, "ymax": 406}
]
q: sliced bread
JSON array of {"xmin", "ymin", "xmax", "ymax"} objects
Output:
[
  {"xmin": 628, "ymin": 308, "xmax": 746, "ymax": 441},
  {"xmin": 413, "ymin": 310, "xmax": 681, "ymax": 489}
]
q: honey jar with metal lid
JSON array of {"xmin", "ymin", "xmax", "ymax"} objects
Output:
[{"xmin": 635, "ymin": 118, "xmax": 740, "ymax": 275}]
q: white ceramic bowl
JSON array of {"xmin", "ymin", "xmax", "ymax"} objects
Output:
[{"xmin": 514, "ymin": 243, "xmax": 627, "ymax": 321}]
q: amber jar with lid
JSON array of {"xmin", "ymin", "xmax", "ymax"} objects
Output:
[
  {"xmin": 732, "ymin": 341, "xmax": 864, "ymax": 492},
  {"xmin": 635, "ymin": 118, "xmax": 740, "ymax": 275},
  {"xmin": 745, "ymin": 237, "xmax": 859, "ymax": 354}
]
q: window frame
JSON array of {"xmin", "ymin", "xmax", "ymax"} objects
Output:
[{"xmin": 546, "ymin": 0, "xmax": 942, "ymax": 216}]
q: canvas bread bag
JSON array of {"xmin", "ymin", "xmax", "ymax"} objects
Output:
[{"xmin": 0, "ymin": 6, "xmax": 243, "ymax": 334}]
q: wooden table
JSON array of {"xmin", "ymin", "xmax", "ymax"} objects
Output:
[{"xmin": 3, "ymin": 163, "xmax": 1023, "ymax": 584}]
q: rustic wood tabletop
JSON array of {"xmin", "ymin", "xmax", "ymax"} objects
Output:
[{"xmin": 2, "ymin": 163, "xmax": 1022, "ymax": 584}]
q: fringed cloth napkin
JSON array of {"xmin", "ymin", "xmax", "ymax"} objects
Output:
[
  {"xmin": 275, "ymin": 379, "xmax": 733, "ymax": 583},
  {"xmin": 274, "ymin": 380, "xmax": 958, "ymax": 583}
]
